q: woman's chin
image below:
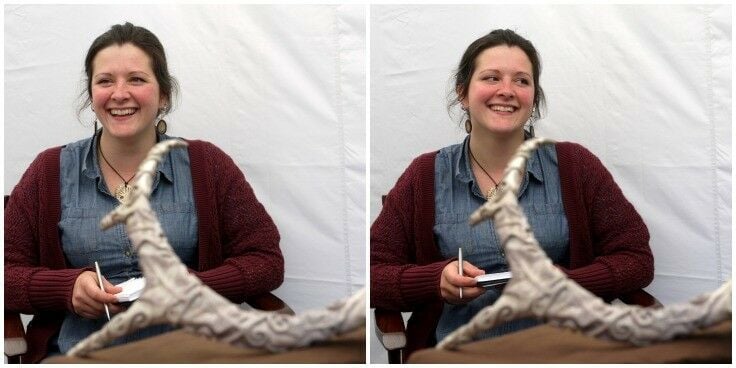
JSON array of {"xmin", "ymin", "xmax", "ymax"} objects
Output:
[
  {"xmin": 475, "ymin": 123, "xmax": 525, "ymax": 137},
  {"xmin": 102, "ymin": 125, "xmax": 151, "ymax": 141}
]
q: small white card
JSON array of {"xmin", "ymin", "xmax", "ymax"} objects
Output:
[
  {"xmin": 115, "ymin": 277, "xmax": 145, "ymax": 302},
  {"xmin": 475, "ymin": 271, "xmax": 512, "ymax": 288}
]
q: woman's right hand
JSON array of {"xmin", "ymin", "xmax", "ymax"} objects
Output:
[
  {"xmin": 440, "ymin": 260, "xmax": 486, "ymax": 304},
  {"xmin": 72, "ymin": 271, "xmax": 123, "ymax": 319}
]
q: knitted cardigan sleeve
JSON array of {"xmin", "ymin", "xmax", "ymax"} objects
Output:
[
  {"xmin": 188, "ymin": 141, "xmax": 284, "ymax": 303},
  {"xmin": 5, "ymin": 149, "xmax": 87, "ymax": 314},
  {"xmin": 370, "ymin": 153, "xmax": 451, "ymax": 311},
  {"xmin": 557, "ymin": 143, "xmax": 654, "ymax": 298}
]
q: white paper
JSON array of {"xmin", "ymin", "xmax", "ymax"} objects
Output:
[
  {"xmin": 476, "ymin": 272, "xmax": 512, "ymax": 288},
  {"xmin": 115, "ymin": 278, "xmax": 145, "ymax": 303}
]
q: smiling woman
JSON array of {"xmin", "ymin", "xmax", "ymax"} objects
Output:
[
  {"xmin": 4, "ymin": 22, "xmax": 285, "ymax": 362},
  {"xmin": 92, "ymin": 43, "xmax": 167, "ymax": 201},
  {"xmin": 462, "ymin": 46, "xmax": 535, "ymax": 137},
  {"xmin": 91, "ymin": 44, "xmax": 165, "ymax": 142},
  {"xmin": 370, "ymin": 28, "xmax": 654, "ymax": 359}
]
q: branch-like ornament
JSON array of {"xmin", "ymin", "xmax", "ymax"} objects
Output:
[
  {"xmin": 437, "ymin": 138, "xmax": 731, "ymax": 350},
  {"xmin": 69, "ymin": 139, "xmax": 365, "ymax": 357}
]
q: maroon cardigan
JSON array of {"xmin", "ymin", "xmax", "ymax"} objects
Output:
[
  {"xmin": 370, "ymin": 142, "xmax": 654, "ymax": 357},
  {"xmin": 5, "ymin": 140, "xmax": 284, "ymax": 363}
]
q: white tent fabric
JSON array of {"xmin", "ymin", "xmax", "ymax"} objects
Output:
[
  {"xmin": 3, "ymin": 3, "xmax": 733, "ymax": 364},
  {"xmin": 370, "ymin": 4, "xmax": 731, "ymax": 363},
  {"xmin": 4, "ymin": 5, "xmax": 365, "ymax": 314}
]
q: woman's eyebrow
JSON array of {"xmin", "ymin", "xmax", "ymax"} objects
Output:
[{"xmin": 477, "ymin": 68, "xmax": 531, "ymax": 78}]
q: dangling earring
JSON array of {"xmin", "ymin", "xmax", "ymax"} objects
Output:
[
  {"xmin": 156, "ymin": 105, "xmax": 168, "ymax": 134},
  {"xmin": 91, "ymin": 105, "xmax": 99, "ymax": 135},
  {"xmin": 525, "ymin": 106, "xmax": 537, "ymax": 137},
  {"xmin": 156, "ymin": 119, "xmax": 167, "ymax": 134},
  {"xmin": 462, "ymin": 106, "xmax": 471, "ymax": 134}
]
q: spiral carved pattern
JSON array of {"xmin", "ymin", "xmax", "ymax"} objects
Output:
[
  {"xmin": 437, "ymin": 137, "xmax": 731, "ymax": 350},
  {"xmin": 68, "ymin": 139, "xmax": 365, "ymax": 357}
]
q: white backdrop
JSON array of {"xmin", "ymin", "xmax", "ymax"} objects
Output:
[
  {"xmin": 370, "ymin": 4, "xmax": 731, "ymax": 363},
  {"xmin": 4, "ymin": 5, "xmax": 366, "ymax": 315}
]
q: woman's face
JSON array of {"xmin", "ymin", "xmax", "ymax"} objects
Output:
[
  {"xmin": 461, "ymin": 45, "xmax": 534, "ymax": 137},
  {"xmin": 91, "ymin": 43, "xmax": 164, "ymax": 141}
]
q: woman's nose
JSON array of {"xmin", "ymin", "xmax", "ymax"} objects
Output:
[
  {"xmin": 496, "ymin": 79, "xmax": 515, "ymax": 98},
  {"xmin": 110, "ymin": 82, "xmax": 130, "ymax": 101}
]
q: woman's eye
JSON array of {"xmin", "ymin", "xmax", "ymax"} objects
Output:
[
  {"xmin": 515, "ymin": 78, "xmax": 530, "ymax": 85},
  {"xmin": 483, "ymin": 76, "xmax": 499, "ymax": 82},
  {"xmin": 130, "ymin": 77, "xmax": 146, "ymax": 84},
  {"xmin": 95, "ymin": 79, "xmax": 112, "ymax": 86}
]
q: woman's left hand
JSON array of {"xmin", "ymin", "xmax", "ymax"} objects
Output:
[
  {"xmin": 71, "ymin": 271, "xmax": 123, "ymax": 319},
  {"xmin": 440, "ymin": 260, "xmax": 486, "ymax": 304}
]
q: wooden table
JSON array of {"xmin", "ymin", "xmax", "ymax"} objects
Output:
[
  {"xmin": 409, "ymin": 320, "xmax": 731, "ymax": 364},
  {"xmin": 46, "ymin": 326, "xmax": 365, "ymax": 364}
]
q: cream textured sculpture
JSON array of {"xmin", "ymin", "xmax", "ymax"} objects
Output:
[
  {"xmin": 69, "ymin": 139, "xmax": 365, "ymax": 357},
  {"xmin": 437, "ymin": 138, "xmax": 731, "ymax": 350}
]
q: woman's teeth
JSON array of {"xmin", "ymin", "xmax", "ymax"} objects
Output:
[
  {"xmin": 110, "ymin": 108, "xmax": 136, "ymax": 116},
  {"xmin": 490, "ymin": 105, "xmax": 516, "ymax": 112}
]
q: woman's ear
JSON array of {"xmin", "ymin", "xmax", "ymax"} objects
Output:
[
  {"xmin": 456, "ymin": 85, "xmax": 467, "ymax": 109},
  {"xmin": 159, "ymin": 96, "xmax": 169, "ymax": 111}
]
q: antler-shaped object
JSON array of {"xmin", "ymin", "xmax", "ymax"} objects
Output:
[
  {"xmin": 69, "ymin": 139, "xmax": 365, "ymax": 357},
  {"xmin": 437, "ymin": 138, "xmax": 731, "ymax": 350}
]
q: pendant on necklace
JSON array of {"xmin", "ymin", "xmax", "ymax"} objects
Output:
[
  {"xmin": 486, "ymin": 184, "xmax": 503, "ymax": 201},
  {"xmin": 114, "ymin": 183, "xmax": 132, "ymax": 204}
]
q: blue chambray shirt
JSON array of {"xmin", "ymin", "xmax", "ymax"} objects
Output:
[
  {"xmin": 434, "ymin": 135, "xmax": 569, "ymax": 342},
  {"xmin": 54, "ymin": 132, "xmax": 198, "ymax": 354}
]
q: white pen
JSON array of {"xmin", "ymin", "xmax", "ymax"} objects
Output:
[
  {"xmin": 94, "ymin": 261, "xmax": 111, "ymax": 321},
  {"xmin": 458, "ymin": 247, "xmax": 463, "ymax": 299}
]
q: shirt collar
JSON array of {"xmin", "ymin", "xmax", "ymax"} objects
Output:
[
  {"xmin": 81, "ymin": 132, "xmax": 175, "ymax": 183},
  {"xmin": 455, "ymin": 134, "xmax": 545, "ymax": 184}
]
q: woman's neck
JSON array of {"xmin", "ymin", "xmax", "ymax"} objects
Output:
[
  {"xmin": 468, "ymin": 129, "xmax": 525, "ymax": 175},
  {"xmin": 98, "ymin": 129, "xmax": 157, "ymax": 174}
]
